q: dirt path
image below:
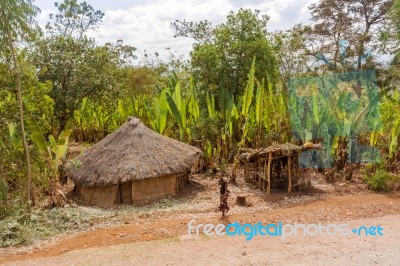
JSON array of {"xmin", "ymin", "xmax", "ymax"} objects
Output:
[
  {"xmin": 7, "ymin": 214, "xmax": 400, "ymax": 266},
  {"xmin": 1, "ymin": 193, "xmax": 399, "ymax": 265}
]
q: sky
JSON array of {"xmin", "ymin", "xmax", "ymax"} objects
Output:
[{"xmin": 34, "ymin": 0, "xmax": 318, "ymax": 60}]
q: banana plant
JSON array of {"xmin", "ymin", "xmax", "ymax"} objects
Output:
[
  {"xmin": 166, "ymin": 80, "xmax": 188, "ymax": 141},
  {"xmin": 206, "ymin": 92, "xmax": 217, "ymax": 119},
  {"xmin": 312, "ymin": 84, "xmax": 320, "ymax": 125},
  {"xmin": 255, "ymin": 79, "xmax": 264, "ymax": 127},
  {"xmin": 239, "ymin": 57, "xmax": 256, "ymax": 147},
  {"xmin": 150, "ymin": 90, "xmax": 168, "ymax": 134},
  {"xmin": 241, "ymin": 57, "xmax": 255, "ymax": 118},
  {"xmin": 254, "ymin": 79, "xmax": 266, "ymax": 147},
  {"xmin": 188, "ymin": 76, "xmax": 200, "ymax": 124},
  {"xmin": 203, "ymin": 140, "xmax": 214, "ymax": 168},
  {"xmin": 28, "ymin": 117, "xmax": 70, "ymax": 204},
  {"xmin": 389, "ymin": 118, "xmax": 400, "ymax": 159}
]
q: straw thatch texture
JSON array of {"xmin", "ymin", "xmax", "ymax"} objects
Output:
[
  {"xmin": 239, "ymin": 143, "xmax": 302, "ymax": 163},
  {"xmin": 68, "ymin": 117, "xmax": 202, "ymax": 187},
  {"xmin": 238, "ymin": 142, "xmax": 322, "ymax": 163}
]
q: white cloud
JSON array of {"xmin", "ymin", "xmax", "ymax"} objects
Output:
[
  {"xmin": 35, "ymin": 0, "xmax": 319, "ymax": 61},
  {"xmin": 94, "ymin": 0, "xmax": 234, "ymax": 58}
]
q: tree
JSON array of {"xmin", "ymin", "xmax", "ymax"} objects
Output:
[
  {"xmin": 309, "ymin": 0, "xmax": 393, "ymax": 71},
  {"xmin": 391, "ymin": 0, "xmax": 400, "ymax": 37},
  {"xmin": 32, "ymin": 37, "xmax": 135, "ymax": 131},
  {"xmin": 0, "ymin": 0, "xmax": 41, "ymax": 211},
  {"xmin": 387, "ymin": 0, "xmax": 400, "ymax": 88},
  {"xmin": 172, "ymin": 19, "xmax": 213, "ymax": 44},
  {"xmin": 172, "ymin": 9, "xmax": 277, "ymax": 98},
  {"xmin": 46, "ymin": 0, "xmax": 104, "ymax": 38},
  {"xmin": 31, "ymin": 0, "xmax": 136, "ymax": 131},
  {"xmin": 271, "ymin": 24, "xmax": 313, "ymax": 80}
]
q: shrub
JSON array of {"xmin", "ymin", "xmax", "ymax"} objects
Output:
[
  {"xmin": 0, "ymin": 215, "xmax": 33, "ymax": 247},
  {"xmin": 363, "ymin": 170, "xmax": 400, "ymax": 192}
]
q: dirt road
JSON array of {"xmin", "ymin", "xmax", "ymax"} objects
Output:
[
  {"xmin": 1, "ymin": 193, "xmax": 400, "ymax": 265},
  {"xmin": 5, "ymin": 214, "xmax": 400, "ymax": 266}
]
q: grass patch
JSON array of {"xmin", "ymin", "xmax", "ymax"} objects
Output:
[
  {"xmin": 362, "ymin": 170, "xmax": 400, "ymax": 192},
  {"xmin": 0, "ymin": 205, "xmax": 113, "ymax": 247},
  {"xmin": 0, "ymin": 197, "xmax": 195, "ymax": 248}
]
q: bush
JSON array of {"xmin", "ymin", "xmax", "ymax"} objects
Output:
[
  {"xmin": 0, "ymin": 219, "xmax": 32, "ymax": 247},
  {"xmin": 363, "ymin": 170, "xmax": 400, "ymax": 192}
]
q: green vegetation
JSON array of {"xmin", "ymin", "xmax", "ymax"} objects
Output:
[
  {"xmin": 0, "ymin": 0, "xmax": 400, "ymax": 226},
  {"xmin": 363, "ymin": 169, "xmax": 400, "ymax": 192}
]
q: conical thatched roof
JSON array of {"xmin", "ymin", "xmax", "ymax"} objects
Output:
[{"xmin": 68, "ymin": 117, "xmax": 203, "ymax": 187}]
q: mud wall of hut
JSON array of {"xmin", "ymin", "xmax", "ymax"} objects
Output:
[
  {"xmin": 131, "ymin": 174, "xmax": 177, "ymax": 204},
  {"xmin": 77, "ymin": 172, "xmax": 189, "ymax": 207},
  {"xmin": 78, "ymin": 185, "xmax": 118, "ymax": 208}
]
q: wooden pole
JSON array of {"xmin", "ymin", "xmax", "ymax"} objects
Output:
[
  {"xmin": 288, "ymin": 155, "xmax": 292, "ymax": 192},
  {"xmin": 244, "ymin": 160, "xmax": 249, "ymax": 182},
  {"xmin": 263, "ymin": 159, "xmax": 267, "ymax": 191},
  {"xmin": 267, "ymin": 152, "xmax": 272, "ymax": 194},
  {"xmin": 258, "ymin": 159, "xmax": 262, "ymax": 188}
]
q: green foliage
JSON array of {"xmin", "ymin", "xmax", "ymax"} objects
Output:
[
  {"xmin": 0, "ymin": 0, "xmax": 44, "ymax": 212},
  {"xmin": 25, "ymin": 117, "xmax": 69, "ymax": 203},
  {"xmin": 271, "ymin": 24, "xmax": 311, "ymax": 79},
  {"xmin": 0, "ymin": 0, "xmax": 41, "ymax": 47},
  {"xmin": 391, "ymin": 0, "xmax": 400, "ymax": 34},
  {"xmin": 0, "ymin": 219, "xmax": 33, "ymax": 247},
  {"xmin": 32, "ymin": 36, "xmax": 135, "ymax": 131},
  {"xmin": 71, "ymin": 96, "xmax": 143, "ymax": 142},
  {"xmin": 362, "ymin": 170, "xmax": 400, "ymax": 192},
  {"xmin": 241, "ymin": 57, "xmax": 255, "ymax": 117},
  {"xmin": 31, "ymin": 0, "xmax": 135, "ymax": 132},
  {"xmin": 28, "ymin": 117, "xmax": 70, "ymax": 176},
  {"xmin": 68, "ymin": 62, "xmax": 292, "ymax": 167},
  {"xmin": 27, "ymin": 118, "xmax": 52, "ymax": 159},
  {"xmin": 174, "ymin": 9, "xmax": 277, "ymax": 98},
  {"xmin": 309, "ymin": 0, "xmax": 392, "ymax": 71},
  {"xmin": 152, "ymin": 90, "xmax": 168, "ymax": 134},
  {"xmin": 0, "ymin": 56, "xmax": 54, "ymax": 215},
  {"xmin": 379, "ymin": 90, "xmax": 400, "ymax": 159},
  {"xmin": 46, "ymin": 0, "xmax": 104, "ymax": 37}
]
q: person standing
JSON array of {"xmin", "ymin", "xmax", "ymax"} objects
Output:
[{"xmin": 218, "ymin": 175, "xmax": 230, "ymax": 217}]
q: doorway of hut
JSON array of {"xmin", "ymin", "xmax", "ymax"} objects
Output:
[{"xmin": 115, "ymin": 182, "xmax": 133, "ymax": 204}]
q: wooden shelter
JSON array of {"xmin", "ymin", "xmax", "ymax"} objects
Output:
[
  {"xmin": 239, "ymin": 143, "xmax": 320, "ymax": 193},
  {"xmin": 68, "ymin": 117, "xmax": 202, "ymax": 207}
]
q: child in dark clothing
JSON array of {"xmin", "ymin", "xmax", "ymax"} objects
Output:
[{"xmin": 218, "ymin": 175, "xmax": 230, "ymax": 217}]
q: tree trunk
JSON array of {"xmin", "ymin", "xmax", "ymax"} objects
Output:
[
  {"xmin": 5, "ymin": 26, "xmax": 34, "ymax": 212},
  {"xmin": 16, "ymin": 72, "xmax": 34, "ymax": 210}
]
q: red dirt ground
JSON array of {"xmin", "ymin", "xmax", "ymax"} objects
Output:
[{"xmin": 1, "ymin": 192, "xmax": 400, "ymax": 265}]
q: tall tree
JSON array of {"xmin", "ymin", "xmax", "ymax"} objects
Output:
[
  {"xmin": 46, "ymin": 0, "xmax": 104, "ymax": 38},
  {"xmin": 386, "ymin": 0, "xmax": 400, "ymax": 89},
  {"xmin": 32, "ymin": 0, "xmax": 136, "ymax": 131},
  {"xmin": 309, "ymin": 0, "xmax": 393, "ymax": 70},
  {"xmin": 271, "ymin": 24, "xmax": 313, "ymax": 79},
  {"xmin": 0, "ymin": 0, "xmax": 40, "ymax": 211},
  {"xmin": 391, "ymin": 0, "xmax": 400, "ymax": 37},
  {"xmin": 172, "ymin": 9, "xmax": 277, "ymax": 98}
]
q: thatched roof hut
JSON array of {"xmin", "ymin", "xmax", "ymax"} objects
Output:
[{"xmin": 68, "ymin": 117, "xmax": 202, "ymax": 207}]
